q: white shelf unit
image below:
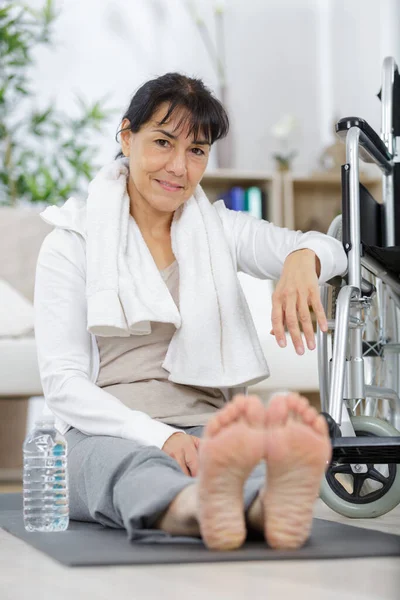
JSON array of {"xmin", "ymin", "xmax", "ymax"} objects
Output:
[{"xmin": 201, "ymin": 169, "xmax": 283, "ymax": 226}]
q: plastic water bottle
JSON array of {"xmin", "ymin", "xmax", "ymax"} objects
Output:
[{"xmin": 23, "ymin": 416, "xmax": 69, "ymax": 532}]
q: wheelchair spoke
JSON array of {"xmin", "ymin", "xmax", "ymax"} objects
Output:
[
  {"xmin": 368, "ymin": 467, "xmax": 389, "ymax": 485},
  {"xmin": 352, "ymin": 474, "xmax": 366, "ymax": 498},
  {"xmin": 331, "ymin": 464, "xmax": 353, "ymax": 475}
]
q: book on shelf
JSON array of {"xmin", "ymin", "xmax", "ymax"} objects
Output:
[
  {"xmin": 219, "ymin": 185, "xmax": 267, "ymax": 220},
  {"xmin": 245, "ymin": 186, "xmax": 263, "ymax": 219}
]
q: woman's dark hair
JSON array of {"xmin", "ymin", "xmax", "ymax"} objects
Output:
[{"xmin": 115, "ymin": 72, "xmax": 229, "ymax": 158}]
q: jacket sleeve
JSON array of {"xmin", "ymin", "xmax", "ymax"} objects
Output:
[
  {"xmin": 214, "ymin": 201, "xmax": 348, "ymax": 282},
  {"xmin": 34, "ymin": 229, "xmax": 185, "ymax": 449}
]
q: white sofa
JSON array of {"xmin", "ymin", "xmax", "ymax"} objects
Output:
[
  {"xmin": 0, "ymin": 208, "xmax": 52, "ymax": 480},
  {"xmin": 0, "ymin": 207, "xmax": 51, "ymax": 400}
]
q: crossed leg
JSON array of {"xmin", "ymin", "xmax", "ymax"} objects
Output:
[{"xmin": 156, "ymin": 392, "xmax": 331, "ymax": 550}]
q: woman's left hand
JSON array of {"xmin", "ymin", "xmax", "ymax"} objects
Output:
[{"xmin": 270, "ymin": 249, "xmax": 328, "ymax": 355}]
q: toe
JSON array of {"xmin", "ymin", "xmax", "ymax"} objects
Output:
[
  {"xmin": 244, "ymin": 395, "xmax": 265, "ymax": 428},
  {"xmin": 231, "ymin": 394, "xmax": 249, "ymax": 415},
  {"xmin": 314, "ymin": 414, "xmax": 330, "ymax": 438},
  {"xmin": 265, "ymin": 394, "xmax": 290, "ymax": 427},
  {"xmin": 287, "ymin": 393, "xmax": 309, "ymax": 414},
  {"xmin": 204, "ymin": 394, "xmax": 262, "ymax": 440},
  {"xmin": 219, "ymin": 401, "xmax": 242, "ymax": 426},
  {"xmin": 302, "ymin": 406, "xmax": 319, "ymax": 426},
  {"xmin": 204, "ymin": 415, "xmax": 222, "ymax": 438},
  {"xmin": 212, "ymin": 397, "xmax": 245, "ymax": 433},
  {"xmin": 286, "ymin": 394, "xmax": 313, "ymax": 424}
]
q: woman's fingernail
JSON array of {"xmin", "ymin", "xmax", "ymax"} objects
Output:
[
  {"xmin": 296, "ymin": 346, "xmax": 304, "ymax": 355},
  {"xmin": 309, "ymin": 342, "xmax": 315, "ymax": 350},
  {"xmin": 278, "ymin": 339, "xmax": 286, "ymax": 348}
]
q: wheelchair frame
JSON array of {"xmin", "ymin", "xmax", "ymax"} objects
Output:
[{"xmin": 317, "ymin": 57, "xmax": 400, "ymax": 460}]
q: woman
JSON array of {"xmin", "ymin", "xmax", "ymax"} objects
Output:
[{"xmin": 35, "ymin": 73, "xmax": 347, "ymax": 551}]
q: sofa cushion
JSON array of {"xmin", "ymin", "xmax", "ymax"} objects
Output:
[
  {"xmin": 0, "ymin": 337, "xmax": 42, "ymax": 395},
  {"xmin": 0, "ymin": 207, "xmax": 53, "ymax": 302},
  {"xmin": 238, "ymin": 272, "xmax": 319, "ymax": 392},
  {"xmin": 0, "ymin": 279, "xmax": 34, "ymax": 337}
]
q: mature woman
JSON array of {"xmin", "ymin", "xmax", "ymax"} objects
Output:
[{"xmin": 35, "ymin": 73, "xmax": 347, "ymax": 551}]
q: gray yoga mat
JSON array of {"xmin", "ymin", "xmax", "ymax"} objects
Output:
[{"xmin": 1, "ymin": 493, "xmax": 400, "ymax": 566}]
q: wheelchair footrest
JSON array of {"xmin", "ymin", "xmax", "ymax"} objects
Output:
[{"xmin": 332, "ymin": 437, "xmax": 400, "ymax": 464}]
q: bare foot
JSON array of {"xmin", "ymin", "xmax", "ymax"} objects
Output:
[
  {"xmin": 197, "ymin": 394, "xmax": 266, "ymax": 550},
  {"xmin": 262, "ymin": 393, "xmax": 331, "ymax": 549}
]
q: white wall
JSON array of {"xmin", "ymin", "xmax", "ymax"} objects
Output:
[
  {"xmin": 224, "ymin": 0, "xmax": 321, "ymax": 172},
  {"xmin": 331, "ymin": 0, "xmax": 383, "ymax": 137},
  {"xmin": 26, "ymin": 0, "xmax": 400, "ymax": 175},
  {"xmin": 226, "ymin": 0, "xmax": 400, "ymax": 173}
]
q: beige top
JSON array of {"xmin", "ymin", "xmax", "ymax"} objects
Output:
[{"xmin": 95, "ymin": 260, "xmax": 226, "ymax": 427}]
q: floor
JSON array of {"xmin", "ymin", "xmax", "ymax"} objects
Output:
[{"xmin": 0, "ymin": 483, "xmax": 399, "ymax": 600}]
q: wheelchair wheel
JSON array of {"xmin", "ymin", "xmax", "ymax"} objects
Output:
[
  {"xmin": 327, "ymin": 217, "xmax": 400, "ymax": 426},
  {"xmin": 320, "ymin": 416, "xmax": 400, "ymax": 518}
]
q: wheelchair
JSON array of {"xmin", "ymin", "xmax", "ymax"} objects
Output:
[{"xmin": 318, "ymin": 56, "xmax": 400, "ymax": 518}]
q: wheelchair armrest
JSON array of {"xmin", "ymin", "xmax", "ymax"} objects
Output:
[
  {"xmin": 336, "ymin": 116, "xmax": 392, "ymax": 163},
  {"xmin": 325, "ymin": 275, "xmax": 374, "ymax": 297}
]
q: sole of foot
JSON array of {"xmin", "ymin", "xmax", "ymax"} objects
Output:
[
  {"xmin": 197, "ymin": 394, "xmax": 266, "ymax": 550},
  {"xmin": 262, "ymin": 393, "xmax": 331, "ymax": 549}
]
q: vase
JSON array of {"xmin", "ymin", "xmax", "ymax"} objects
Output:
[{"xmin": 274, "ymin": 160, "xmax": 291, "ymax": 173}]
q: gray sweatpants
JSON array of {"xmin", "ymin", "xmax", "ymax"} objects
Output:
[{"xmin": 65, "ymin": 425, "xmax": 266, "ymax": 542}]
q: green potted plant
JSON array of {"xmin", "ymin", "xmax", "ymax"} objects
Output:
[{"xmin": 0, "ymin": 0, "xmax": 113, "ymax": 207}]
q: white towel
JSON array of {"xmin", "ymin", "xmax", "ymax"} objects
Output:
[{"xmin": 63, "ymin": 158, "xmax": 269, "ymax": 388}]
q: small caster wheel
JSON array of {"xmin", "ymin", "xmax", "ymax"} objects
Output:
[{"xmin": 320, "ymin": 416, "xmax": 400, "ymax": 518}]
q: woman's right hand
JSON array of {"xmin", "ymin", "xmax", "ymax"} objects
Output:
[{"xmin": 162, "ymin": 432, "xmax": 201, "ymax": 477}]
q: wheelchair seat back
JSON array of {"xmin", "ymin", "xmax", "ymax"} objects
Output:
[{"xmin": 341, "ymin": 166, "xmax": 400, "ymax": 277}]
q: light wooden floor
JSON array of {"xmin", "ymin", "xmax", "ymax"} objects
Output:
[{"xmin": 0, "ymin": 482, "xmax": 399, "ymax": 600}]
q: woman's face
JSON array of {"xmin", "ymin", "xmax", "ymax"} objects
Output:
[{"xmin": 120, "ymin": 103, "xmax": 211, "ymax": 216}]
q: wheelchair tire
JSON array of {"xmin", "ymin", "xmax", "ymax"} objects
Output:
[{"xmin": 320, "ymin": 416, "xmax": 400, "ymax": 518}]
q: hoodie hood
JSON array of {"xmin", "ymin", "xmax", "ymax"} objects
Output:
[{"xmin": 40, "ymin": 196, "xmax": 87, "ymax": 237}]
